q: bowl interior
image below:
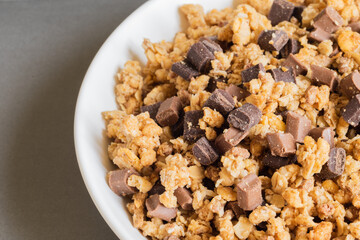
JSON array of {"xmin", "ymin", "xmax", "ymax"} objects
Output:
[{"xmin": 74, "ymin": 0, "xmax": 234, "ymax": 239}]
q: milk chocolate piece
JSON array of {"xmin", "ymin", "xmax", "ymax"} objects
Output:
[
  {"xmin": 206, "ymin": 76, "xmax": 227, "ymax": 92},
  {"xmin": 267, "ymin": 133, "xmax": 296, "ymax": 157},
  {"xmin": 292, "ymin": 5, "xmax": 305, "ymax": 22},
  {"xmin": 148, "ymin": 181, "xmax": 166, "ymax": 196},
  {"xmin": 268, "ymin": 0, "xmax": 295, "ymax": 26},
  {"xmin": 318, "ymin": 148, "xmax": 346, "ymax": 179},
  {"xmin": 286, "ymin": 111, "xmax": 312, "ymax": 143},
  {"xmin": 204, "ymin": 89, "xmax": 235, "ymax": 115},
  {"xmin": 310, "ymin": 65, "xmax": 338, "ymax": 90},
  {"xmin": 340, "ymin": 71, "xmax": 360, "ymax": 98},
  {"xmin": 108, "ymin": 168, "xmax": 140, "ymax": 196},
  {"xmin": 280, "ymin": 39, "xmax": 301, "ymax": 58},
  {"xmin": 258, "ymin": 30, "xmax": 289, "ymax": 52},
  {"xmin": 313, "ymin": 7, "xmax": 344, "ymax": 33},
  {"xmin": 330, "ymin": 42, "xmax": 340, "ymax": 57},
  {"xmin": 236, "ymin": 174, "xmax": 263, "ymax": 211},
  {"xmin": 282, "ymin": 54, "xmax": 308, "ymax": 76},
  {"xmin": 342, "ymin": 94, "xmax": 360, "ymax": 126},
  {"xmin": 262, "ymin": 152, "xmax": 296, "ymax": 169},
  {"xmin": 141, "ymin": 102, "xmax": 162, "ymax": 121},
  {"xmin": 186, "ymin": 42, "xmax": 214, "ymax": 73},
  {"xmin": 200, "ymin": 37, "xmax": 223, "ymax": 54},
  {"xmin": 241, "ymin": 63, "xmax": 265, "ymax": 83},
  {"xmin": 308, "ymin": 28, "xmax": 332, "ymax": 42},
  {"xmin": 349, "ymin": 21, "xmax": 360, "ymax": 33},
  {"xmin": 227, "ymin": 103, "xmax": 262, "ymax": 131},
  {"xmin": 183, "ymin": 110, "xmax": 205, "ymax": 142},
  {"xmin": 225, "ymin": 84, "xmax": 250, "ymax": 101},
  {"xmin": 174, "ymin": 187, "xmax": 193, "ymax": 210},
  {"xmin": 268, "ymin": 67, "xmax": 295, "ymax": 83},
  {"xmin": 171, "ymin": 61, "xmax": 200, "ymax": 81},
  {"xmin": 226, "ymin": 201, "xmax": 244, "ymax": 219},
  {"xmin": 308, "ymin": 127, "xmax": 335, "ymax": 148},
  {"xmin": 156, "ymin": 97, "xmax": 183, "ymax": 127},
  {"xmin": 193, "ymin": 137, "xmax": 219, "ymax": 165},
  {"xmin": 215, "ymin": 127, "xmax": 249, "ymax": 153},
  {"xmin": 145, "ymin": 194, "xmax": 177, "ymax": 222}
]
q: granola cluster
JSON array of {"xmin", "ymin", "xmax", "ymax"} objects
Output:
[{"xmin": 103, "ymin": 1, "xmax": 360, "ymax": 239}]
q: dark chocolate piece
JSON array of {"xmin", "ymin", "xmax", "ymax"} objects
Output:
[
  {"xmin": 258, "ymin": 30, "xmax": 289, "ymax": 52},
  {"xmin": 203, "ymin": 89, "xmax": 235, "ymax": 115},
  {"xmin": 171, "ymin": 61, "xmax": 200, "ymax": 81},
  {"xmin": 206, "ymin": 76, "xmax": 227, "ymax": 92},
  {"xmin": 282, "ymin": 54, "xmax": 308, "ymax": 76},
  {"xmin": 200, "ymin": 37, "xmax": 223, "ymax": 54},
  {"xmin": 215, "ymin": 127, "xmax": 249, "ymax": 153},
  {"xmin": 310, "ymin": 65, "xmax": 338, "ymax": 90},
  {"xmin": 308, "ymin": 28, "xmax": 332, "ymax": 42},
  {"xmin": 236, "ymin": 174, "xmax": 263, "ymax": 211},
  {"xmin": 313, "ymin": 7, "xmax": 344, "ymax": 33},
  {"xmin": 268, "ymin": 67, "xmax": 295, "ymax": 83},
  {"xmin": 349, "ymin": 21, "xmax": 360, "ymax": 33},
  {"xmin": 225, "ymin": 84, "xmax": 250, "ymax": 101},
  {"xmin": 280, "ymin": 39, "xmax": 301, "ymax": 58},
  {"xmin": 108, "ymin": 168, "xmax": 140, "ymax": 196},
  {"xmin": 268, "ymin": 0, "xmax": 295, "ymax": 26},
  {"xmin": 186, "ymin": 42, "xmax": 214, "ymax": 73},
  {"xmin": 241, "ymin": 63, "xmax": 265, "ymax": 83},
  {"xmin": 262, "ymin": 151, "xmax": 296, "ymax": 169},
  {"xmin": 308, "ymin": 127, "xmax": 335, "ymax": 148},
  {"xmin": 183, "ymin": 110, "xmax": 205, "ymax": 142},
  {"xmin": 267, "ymin": 133, "xmax": 296, "ymax": 157},
  {"xmin": 342, "ymin": 94, "xmax": 360, "ymax": 126},
  {"xmin": 145, "ymin": 194, "xmax": 177, "ymax": 222},
  {"xmin": 292, "ymin": 5, "xmax": 305, "ymax": 22},
  {"xmin": 171, "ymin": 117, "xmax": 184, "ymax": 138},
  {"xmin": 226, "ymin": 201, "xmax": 244, "ymax": 219},
  {"xmin": 285, "ymin": 111, "xmax": 312, "ymax": 143},
  {"xmin": 193, "ymin": 137, "xmax": 219, "ymax": 165},
  {"xmin": 174, "ymin": 187, "xmax": 193, "ymax": 210},
  {"xmin": 141, "ymin": 102, "xmax": 162, "ymax": 121},
  {"xmin": 156, "ymin": 96, "xmax": 183, "ymax": 127},
  {"xmin": 318, "ymin": 148, "xmax": 346, "ymax": 179},
  {"xmin": 148, "ymin": 181, "xmax": 166, "ymax": 196},
  {"xmin": 227, "ymin": 103, "xmax": 262, "ymax": 131},
  {"xmin": 340, "ymin": 71, "xmax": 360, "ymax": 98}
]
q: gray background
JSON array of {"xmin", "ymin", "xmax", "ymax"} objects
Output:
[{"xmin": 0, "ymin": 0, "xmax": 146, "ymax": 239}]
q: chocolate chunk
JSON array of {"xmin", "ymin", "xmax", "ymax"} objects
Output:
[
  {"xmin": 236, "ymin": 174, "xmax": 263, "ymax": 211},
  {"xmin": 313, "ymin": 7, "xmax": 344, "ymax": 33},
  {"xmin": 200, "ymin": 37, "xmax": 223, "ymax": 54},
  {"xmin": 156, "ymin": 96, "xmax": 183, "ymax": 127},
  {"xmin": 349, "ymin": 21, "xmax": 360, "ymax": 33},
  {"xmin": 241, "ymin": 63, "xmax": 265, "ymax": 83},
  {"xmin": 202, "ymin": 177, "xmax": 215, "ymax": 190},
  {"xmin": 286, "ymin": 111, "xmax": 312, "ymax": 143},
  {"xmin": 171, "ymin": 61, "xmax": 200, "ymax": 81},
  {"xmin": 292, "ymin": 5, "xmax": 305, "ymax": 22},
  {"xmin": 268, "ymin": 0, "xmax": 295, "ymax": 26},
  {"xmin": 268, "ymin": 67, "xmax": 295, "ymax": 83},
  {"xmin": 308, "ymin": 127, "xmax": 335, "ymax": 148},
  {"xmin": 204, "ymin": 89, "xmax": 235, "ymax": 115},
  {"xmin": 141, "ymin": 102, "xmax": 162, "ymax": 121},
  {"xmin": 340, "ymin": 71, "xmax": 360, "ymax": 98},
  {"xmin": 108, "ymin": 168, "xmax": 140, "ymax": 196},
  {"xmin": 193, "ymin": 137, "xmax": 219, "ymax": 165},
  {"xmin": 280, "ymin": 39, "xmax": 301, "ymax": 58},
  {"xmin": 186, "ymin": 42, "xmax": 214, "ymax": 73},
  {"xmin": 215, "ymin": 127, "xmax": 249, "ymax": 153},
  {"xmin": 206, "ymin": 76, "xmax": 227, "ymax": 92},
  {"xmin": 308, "ymin": 28, "xmax": 332, "ymax": 42},
  {"xmin": 225, "ymin": 84, "xmax": 250, "ymax": 101},
  {"xmin": 342, "ymin": 94, "xmax": 360, "ymax": 126},
  {"xmin": 262, "ymin": 151, "xmax": 296, "ymax": 169},
  {"xmin": 183, "ymin": 110, "xmax": 205, "ymax": 142},
  {"xmin": 148, "ymin": 181, "xmax": 166, "ymax": 196},
  {"xmin": 174, "ymin": 187, "xmax": 193, "ymax": 210},
  {"xmin": 226, "ymin": 201, "xmax": 244, "ymax": 219},
  {"xmin": 310, "ymin": 65, "xmax": 338, "ymax": 90},
  {"xmin": 318, "ymin": 148, "xmax": 346, "ymax": 179},
  {"xmin": 171, "ymin": 117, "xmax": 184, "ymax": 138},
  {"xmin": 267, "ymin": 133, "xmax": 296, "ymax": 157},
  {"xmin": 258, "ymin": 30, "xmax": 289, "ymax": 52},
  {"xmin": 282, "ymin": 54, "xmax": 308, "ymax": 76},
  {"xmin": 145, "ymin": 194, "xmax": 177, "ymax": 222},
  {"xmin": 330, "ymin": 41, "xmax": 340, "ymax": 57},
  {"xmin": 227, "ymin": 103, "xmax": 262, "ymax": 131}
]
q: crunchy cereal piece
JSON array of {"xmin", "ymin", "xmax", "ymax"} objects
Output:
[
  {"xmin": 221, "ymin": 148, "xmax": 250, "ymax": 178},
  {"xmin": 234, "ymin": 0, "xmax": 273, "ymax": 15},
  {"xmin": 189, "ymin": 75, "xmax": 210, "ymax": 94},
  {"xmin": 350, "ymin": 221, "xmax": 360, "ymax": 239},
  {"xmin": 317, "ymin": 202, "xmax": 335, "ymax": 219},
  {"xmin": 202, "ymin": 107, "xmax": 224, "ymax": 128},
  {"xmin": 216, "ymin": 186, "xmax": 237, "ymax": 202},
  {"xmin": 249, "ymin": 206, "xmax": 276, "ymax": 225},
  {"xmin": 338, "ymin": 29, "xmax": 360, "ymax": 65},
  {"xmin": 214, "ymin": 213, "xmax": 236, "ymax": 240},
  {"xmin": 282, "ymin": 188, "xmax": 313, "ymax": 209},
  {"xmin": 231, "ymin": 16, "xmax": 251, "ymax": 46},
  {"xmin": 160, "ymin": 154, "xmax": 190, "ymax": 192},
  {"xmin": 233, "ymin": 216, "xmax": 254, "ymax": 239},
  {"xmin": 266, "ymin": 217, "xmax": 290, "ymax": 239},
  {"xmin": 296, "ymin": 136, "xmax": 330, "ymax": 179},
  {"xmin": 209, "ymin": 195, "xmax": 226, "ymax": 217},
  {"xmin": 353, "ymin": 195, "xmax": 360, "ymax": 208},
  {"xmin": 180, "ymin": 4, "xmax": 206, "ymax": 29},
  {"xmin": 144, "ymin": 84, "xmax": 177, "ymax": 106},
  {"xmin": 127, "ymin": 175, "xmax": 153, "ymax": 193},
  {"xmin": 187, "ymin": 219, "xmax": 212, "ymax": 235},
  {"xmin": 271, "ymin": 172, "xmax": 288, "ymax": 194},
  {"xmin": 322, "ymin": 179, "xmax": 339, "ymax": 194},
  {"xmin": 318, "ymin": 40, "xmax": 333, "ymax": 57},
  {"xmin": 308, "ymin": 222, "xmax": 333, "ymax": 240},
  {"xmin": 159, "ymin": 191, "xmax": 178, "ymax": 208}
]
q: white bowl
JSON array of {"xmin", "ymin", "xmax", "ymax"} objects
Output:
[{"xmin": 74, "ymin": 0, "xmax": 234, "ymax": 239}]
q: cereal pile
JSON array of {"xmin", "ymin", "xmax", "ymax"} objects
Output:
[{"xmin": 103, "ymin": 0, "xmax": 360, "ymax": 239}]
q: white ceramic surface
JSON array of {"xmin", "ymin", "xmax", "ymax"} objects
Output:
[{"xmin": 74, "ymin": 0, "xmax": 234, "ymax": 239}]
